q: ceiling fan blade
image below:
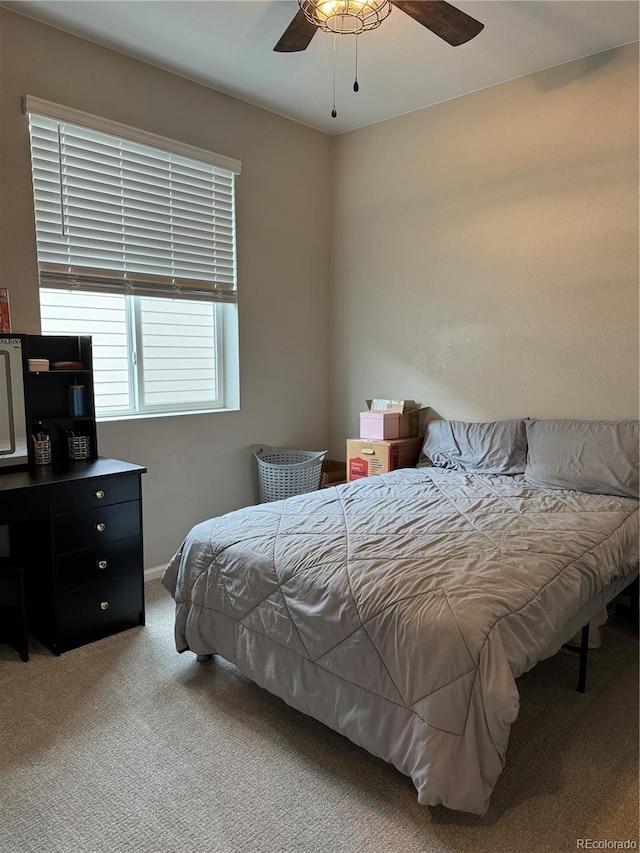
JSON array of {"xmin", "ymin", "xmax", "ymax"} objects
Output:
[
  {"xmin": 391, "ymin": 1, "xmax": 484, "ymax": 46},
  {"xmin": 274, "ymin": 8, "xmax": 318, "ymax": 52}
]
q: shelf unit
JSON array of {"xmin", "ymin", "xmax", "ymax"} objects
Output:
[{"xmin": 24, "ymin": 335, "xmax": 98, "ymax": 469}]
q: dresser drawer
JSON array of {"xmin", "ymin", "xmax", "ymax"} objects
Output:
[
  {"xmin": 56, "ymin": 537, "xmax": 142, "ymax": 593},
  {"xmin": 53, "ymin": 500, "xmax": 140, "ymax": 554},
  {"xmin": 57, "ymin": 573, "xmax": 143, "ymax": 638},
  {"xmin": 51, "ymin": 473, "xmax": 140, "ymax": 515}
]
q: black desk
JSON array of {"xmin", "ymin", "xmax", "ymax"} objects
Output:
[{"xmin": 0, "ymin": 457, "xmax": 146, "ymax": 655}]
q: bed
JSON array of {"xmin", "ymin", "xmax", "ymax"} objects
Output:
[{"xmin": 162, "ymin": 418, "xmax": 639, "ymax": 814}]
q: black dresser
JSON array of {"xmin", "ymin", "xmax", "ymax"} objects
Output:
[{"xmin": 0, "ymin": 458, "xmax": 146, "ymax": 654}]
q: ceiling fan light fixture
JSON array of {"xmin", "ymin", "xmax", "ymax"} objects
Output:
[{"xmin": 299, "ymin": 0, "xmax": 392, "ymax": 35}]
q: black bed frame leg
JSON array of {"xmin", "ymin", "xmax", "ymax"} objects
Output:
[
  {"xmin": 577, "ymin": 623, "xmax": 589, "ymax": 693},
  {"xmin": 196, "ymin": 653, "xmax": 213, "ymax": 663}
]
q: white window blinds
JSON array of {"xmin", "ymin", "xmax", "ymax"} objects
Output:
[{"xmin": 25, "ymin": 96, "xmax": 240, "ymax": 303}]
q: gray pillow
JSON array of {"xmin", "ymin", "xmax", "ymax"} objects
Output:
[
  {"xmin": 524, "ymin": 419, "xmax": 639, "ymax": 499},
  {"xmin": 418, "ymin": 419, "xmax": 527, "ymax": 475}
]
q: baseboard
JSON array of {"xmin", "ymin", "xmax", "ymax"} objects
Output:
[{"xmin": 144, "ymin": 563, "xmax": 166, "ymax": 582}]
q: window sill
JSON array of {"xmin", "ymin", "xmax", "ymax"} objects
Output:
[{"xmin": 97, "ymin": 406, "xmax": 239, "ymax": 424}]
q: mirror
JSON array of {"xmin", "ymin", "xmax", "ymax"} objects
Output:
[{"xmin": 0, "ymin": 336, "xmax": 28, "ymax": 470}]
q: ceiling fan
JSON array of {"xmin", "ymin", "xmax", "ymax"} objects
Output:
[{"xmin": 274, "ymin": 1, "xmax": 485, "ymax": 53}]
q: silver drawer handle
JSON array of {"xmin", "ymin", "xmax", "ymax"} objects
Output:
[
  {"xmin": 95, "ymin": 489, "xmax": 105, "ymax": 499},
  {"xmin": 100, "ymin": 600, "xmax": 109, "ymax": 611},
  {"xmin": 96, "ymin": 522, "xmax": 106, "ymax": 532},
  {"xmin": 97, "ymin": 559, "xmax": 108, "ymax": 570}
]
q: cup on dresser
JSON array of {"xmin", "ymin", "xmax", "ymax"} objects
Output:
[
  {"xmin": 68, "ymin": 435, "xmax": 90, "ymax": 461},
  {"xmin": 33, "ymin": 435, "xmax": 52, "ymax": 466}
]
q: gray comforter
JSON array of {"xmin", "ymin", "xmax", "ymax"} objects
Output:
[{"xmin": 162, "ymin": 468, "xmax": 639, "ymax": 814}]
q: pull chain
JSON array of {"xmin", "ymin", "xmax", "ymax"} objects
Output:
[
  {"xmin": 331, "ymin": 34, "xmax": 337, "ymax": 118},
  {"xmin": 353, "ymin": 35, "xmax": 359, "ymax": 92}
]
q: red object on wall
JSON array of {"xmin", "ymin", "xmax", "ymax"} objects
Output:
[{"xmin": 0, "ymin": 289, "xmax": 11, "ymax": 333}]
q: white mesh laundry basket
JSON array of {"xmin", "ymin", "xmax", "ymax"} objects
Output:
[{"xmin": 252, "ymin": 445, "xmax": 327, "ymax": 503}]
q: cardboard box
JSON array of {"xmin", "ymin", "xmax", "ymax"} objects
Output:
[
  {"xmin": 359, "ymin": 411, "xmax": 400, "ymax": 440},
  {"xmin": 365, "ymin": 399, "xmax": 421, "ymax": 438},
  {"xmin": 346, "ymin": 436, "xmax": 423, "ymax": 482}
]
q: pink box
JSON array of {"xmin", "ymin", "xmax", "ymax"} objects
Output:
[{"xmin": 359, "ymin": 411, "xmax": 401, "ymax": 440}]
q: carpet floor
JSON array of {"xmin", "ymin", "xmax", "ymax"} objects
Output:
[{"xmin": 0, "ymin": 579, "xmax": 637, "ymax": 853}]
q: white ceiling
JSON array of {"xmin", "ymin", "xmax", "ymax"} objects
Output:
[{"xmin": 3, "ymin": 0, "xmax": 639, "ymax": 134}]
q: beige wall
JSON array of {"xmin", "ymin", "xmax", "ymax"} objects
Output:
[
  {"xmin": 329, "ymin": 43, "xmax": 639, "ymax": 454},
  {"xmin": 0, "ymin": 9, "xmax": 331, "ymax": 567}
]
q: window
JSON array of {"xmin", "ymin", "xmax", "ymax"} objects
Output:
[
  {"xmin": 40, "ymin": 289, "xmax": 224, "ymax": 416},
  {"xmin": 25, "ymin": 96, "xmax": 241, "ymax": 418}
]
